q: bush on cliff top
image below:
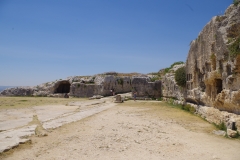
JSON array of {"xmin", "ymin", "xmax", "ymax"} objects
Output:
[
  {"xmin": 163, "ymin": 61, "xmax": 184, "ymax": 74},
  {"xmin": 175, "ymin": 66, "xmax": 186, "ymax": 87},
  {"xmin": 233, "ymin": 0, "xmax": 240, "ymax": 6}
]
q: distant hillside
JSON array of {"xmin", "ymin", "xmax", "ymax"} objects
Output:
[{"xmin": 0, "ymin": 86, "xmax": 16, "ymax": 92}]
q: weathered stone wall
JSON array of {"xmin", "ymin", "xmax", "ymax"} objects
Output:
[
  {"xmin": 69, "ymin": 83, "xmax": 103, "ymax": 97},
  {"xmin": 98, "ymin": 75, "xmax": 132, "ymax": 96},
  {"xmin": 0, "ymin": 87, "xmax": 34, "ymax": 96},
  {"xmin": 186, "ymin": 4, "xmax": 240, "ymax": 114},
  {"xmin": 33, "ymin": 80, "xmax": 70, "ymax": 96},
  {"xmin": 131, "ymin": 77, "xmax": 162, "ymax": 98},
  {"xmin": 0, "ymin": 74, "xmax": 162, "ymax": 98},
  {"xmin": 161, "ymin": 64, "xmax": 185, "ymax": 100}
]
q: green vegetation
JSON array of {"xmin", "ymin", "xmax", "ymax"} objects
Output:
[
  {"xmin": 170, "ymin": 61, "xmax": 184, "ymax": 69},
  {"xmin": 0, "ymin": 97, "xmax": 87, "ymax": 110},
  {"xmin": 227, "ymin": 23, "xmax": 240, "ymax": 38},
  {"xmin": 19, "ymin": 100, "xmax": 28, "ymax": 102},
  {"xmin": 228, "ymin": 36, "xmax": 240, "ymax": 57},
  {"xmin": 233, "ymin": 0, "xmax": 240, "ymax": 6},
  {"xmin": 213, "ymin": 122, "xmax": 227, "ymax": 131},
  {"xmin": 117, "ymin": 78, "xmax": 124, "ymax": 86},
  {"xmin": 181, "ymin": 104, "xmax": 196, "ymax": 113},
  {"xmin": 164, "ymin": 67, "xmax": 171, "ymax": 74},
  {"xmin": 163, "ymin": 61, "xmax": 184, "ymax": 74},
  {"xmin": 150, "ymin": 76, "xmax": 159, "ymax": 82},
  {"xmin": 210, "ymin": 53, "xmax": 216, "ymax": 61},
  {"xmin": 164, "ymin": 99, "xmax": 196, "ymax": 114},
  {"xmin": 227, "ymin": 23, "xmax": 240, "ymax": 57},
  {"xmin": 175, "ymin": 66, "xmax": 186, "ymax": 87}
]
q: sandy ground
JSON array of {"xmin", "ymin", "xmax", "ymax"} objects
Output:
[{"xmin": 1, "ymin": 100, "xmax": 240, "ymax": 160}]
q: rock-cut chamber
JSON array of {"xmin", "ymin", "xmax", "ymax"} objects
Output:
[{"xmin": 55, "ymin": 81, "xmax": 70, "ymax": 93}]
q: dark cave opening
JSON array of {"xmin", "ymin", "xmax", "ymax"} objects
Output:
[
  {"xmin": 216, "ymin": 79, "xmax": 223, "ymax": 94},
  {"xmin": 55, "ymin": 81, "xmax": 70, "ymax": 93}
]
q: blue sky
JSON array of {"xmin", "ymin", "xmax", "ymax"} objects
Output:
[{"xmin": 0, "ymin": 0, "xmax": 233, "ymax": 86}]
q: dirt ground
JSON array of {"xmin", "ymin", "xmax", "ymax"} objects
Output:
[
  {"xmin": 0, "ymin": 97, "xmax": 87, "ymax": 110},
  {"xmin": 1, "ymin": 100, "xmax": 240, "ymax": 160}
]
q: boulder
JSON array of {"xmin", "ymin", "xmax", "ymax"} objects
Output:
[
  {"xmin": 227, "ymin": 129, "xmax": 238, "ymax": 138},
  {"xmin": 89, "ymin": 95, "xmax": 104, "ymax": 100},
  {"xmin": 212, "ymin": 130, "xmax": 226, "ymax": 136},
  {"xmin": 114, "ymin": 95, "xmax": 123, "ymax": 103}
]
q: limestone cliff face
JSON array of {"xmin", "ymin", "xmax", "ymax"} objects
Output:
[
  {"xmin": 131, "ymin": 77, "xmax": 161, "ymax": 98},
  {"xmin": 0, "ymin": 87, "xmax": 34, "ymax": 96},
  {"xmin": 0, "ymin": 73, "xmax": 162, "ymax": 98},
  {"xmin": 69, "ymin": 75, "xmax": 132, "ymax": 97},
  {"xmin": 161, "ymin": 64, "xmax": 185, "ymax": 100},
  {"xmin": 186, "ymin": 4, "xmax": 240, "ymax": 114}
]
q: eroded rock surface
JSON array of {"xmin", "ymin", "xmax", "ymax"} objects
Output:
[
  {"xmin": 186, "ymin": 4, "xmax": 240, "ymax": 114},
  {"xmin": 0, "ymin": 73, "xmax": 162, "ymax": 98},
  {"xmin": 161, "ymin": 64, "xmax": 185, "ymax": 100},
  {"xmin": 131, "ymin": 77, "xmax": 161, "ymax": 98}
]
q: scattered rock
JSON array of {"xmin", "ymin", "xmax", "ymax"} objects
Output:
[
  {"xmin": 212, "ymin": 130, "xmax": 226, "ymax": 136},
  {"xmin": 227, "ymin": 129, "xmax": 238, "ymax": 138},
  {"xmin": 89, "ymin": 95, "xmax": 104, "ymax": 100},
  {"xmin": 114, "ymin": 95, "xmax": 123, "ymax": 103}
]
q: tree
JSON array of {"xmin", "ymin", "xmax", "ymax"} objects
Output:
[{"xmin": 175, "ymin": 66, "xmax": 186, "ymax": 87}]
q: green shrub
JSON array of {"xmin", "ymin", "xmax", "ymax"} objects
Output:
[
  {"xmin": 228, "ymin": 36, "xmax": 240, "ymax": 57},
  {"xmin": 181, "ymin": 104, "xmax": 196, "ymax": 113},
  {"xmin": 150, "ymin": 76, "xmax": 159, "ymax": 82},
  {"xmin": 163, "ymin": 61, "xmax": 184, "ymax": 74},
  {"xmin": 233, "ymin": 0, "xmax": 240, "ymax": 6},
  {"xmin": 214, "ymin": 122, "xmax": 227, "ymax": 131},
  {"xmin": 175, "ymin": 66, "xmax": 186, "ymax": 87},
  {"xmin": 170, "ymin": 61, "xmax": 184, "ymax": 68},
  {"xmin": 117, "ymin": 78, "xmax": 124, "ymax": 85},
  {"xmin": 164, "ymin": 67, "xmax": 171, "ymax": 74}
]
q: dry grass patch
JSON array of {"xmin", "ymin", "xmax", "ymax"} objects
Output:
[
  {"xmin": 0, "ymin": 97, "xmax": 87, "ymax": 110},
  {"xmin": 119, "ymin": 101, "xmax": 215, "ymax": 133}
]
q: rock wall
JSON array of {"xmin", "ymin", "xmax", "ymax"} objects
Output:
[
  {"xmin": 186, "ymin": 4, "xmax": 240, "ymax": 114},
  {"xmin": 0, "ymin": 73, "xmax": 162, "ymax": 98},
  {"xmin": 131, "ymin": 77, "xmax": 162, "ymax": 98},
  {"xmin": 69, "ymin": 75, "xmax": 132, "ymax": 97},
  {"xmin": 161, "ymin": 64, "xmax": 185, "ymax": 100},
  {"xmin": 0, "ymin": 87, "xmax": 34, "ymax": 96},
  {"xmin": 69, "ymin": 83, "xmax": 103, "ymax": 97}
]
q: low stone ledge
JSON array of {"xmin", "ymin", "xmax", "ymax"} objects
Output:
[{"xmin": 162, "ymin": 97, "xmax": 240, "ymax": 134}]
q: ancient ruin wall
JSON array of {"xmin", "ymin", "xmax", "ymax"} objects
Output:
[{"xmin": 186, "ymin": 4, "xmax": 240, "ymax": 114}]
